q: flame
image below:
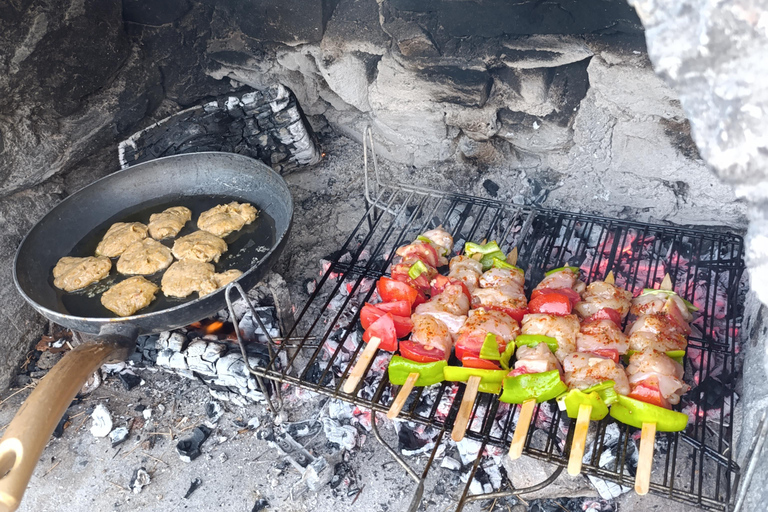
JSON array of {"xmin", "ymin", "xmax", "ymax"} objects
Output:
[{"xmin": 204, "ymin": 321, "xmax": 225, "ymax": 334}]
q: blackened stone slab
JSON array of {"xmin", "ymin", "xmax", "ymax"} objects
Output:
[
  {"xmin": 122, "ymin": 0, "xmax": 192, "ymax": 25},
  {"xmin": 417, "ymin": 66, "xmax": 492, "ymax": 107},
  {"xmin": 119, "ymin": 86, "xmax": 320, "ymax": 174},
  {"xmin": 389, "ymin": 0, "xmax": 643, "ymax": 36}
]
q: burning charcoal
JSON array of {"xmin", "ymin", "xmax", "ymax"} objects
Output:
[
  {"xmin": 203, "ymin": 401, "xmax": 222, "ymax": 423},
  {"xmin": 158, "ymin": 331, "xmax": 187, "ymax": 352},
  {"xmin": 118, "ymin": 372, "xmax": 141, "ymax": 391},
  {"xmin": 251, "ymin": 498, "xmax": 269, "ymax": 512},
  {"xmin": 52, "ymin": 414, "xmax": 70, "ymax": 438},
  {"xmin": 156, "ymin": 349, "xmax": 173, "ymax": 367},
  {"xmin": 202, "ymin": 342, "xmax": 226, "ymax": 362},
  {"xmin": 169, "ymin": 352, "xmax": 189, "ymax": 370},
  {"xmin": 397, "ymin": 423, "xmax": 437, "ymax": 457},
  {"xmin": 304, "ymin": 362, "xmax": 333, "ymax": 386},
  {"xmin": 130, "ymin": 467, "xmax": 151, "ymax": 494},
  {"xmin": 183, "ymin": 477, "xmax": 203, "ymax": 499},
  {"xmin": 176, "ymin": 426, "xmax": 212, "ymax": 462},
  {"xmin": 90, "ymin": 404, "xmax": 112, "ymax": 438},
  {"xmin": 284, "ymin": 419, "xmax": 322, "ymax": 439},
  {"xmin": 186, "ymin": 339, "xmax": 208, "ymax": 357},
  {"xmin": 109, "ymin": 427, "xmax": 129, "ymax": 447},
  {"xmin": 322, "ymin": 418, "xmax": 357, "ymax": 451}
]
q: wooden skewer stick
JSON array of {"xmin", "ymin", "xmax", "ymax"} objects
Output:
[
  {"xmin": 604, "ymin": 271, "xmax": 615, "ymax": 285},
  {"xmin": 508, "ymin": 399, "xmax": 536, "ymax": 459},
  {"xmin": 451, "ymin": 375, "xmax": 481, "ymax": 442},
  {"xmin": 633, "ymin": 273, "xmax": 671, "ymax": 493},
  {"xmin": 506, "ymin": 247, "xmax": 519, "ymax": 266},
  {"xmin": 567, "ymin": 403, "xmax": 593, "ymax": 475},
  {"xmin": 635, "ymin": 421, "xmax": 657, "ymax": 495},
  {"xmin": 387, "ymin": 372, "xmax": 419, "ymax": 419},
  {"xmin": 342, "ymin": 337, "xmax": 380, "ymax": 394}
]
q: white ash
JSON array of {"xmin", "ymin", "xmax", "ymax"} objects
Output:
[
  {"xmin": 108, "ymin": 426, "xmax": 129, "ymax": 447},
  {"xmin": 130, "ymin": 467, "xmax": 151, "ymax": 494},
  {"xmin": 322, "ymin": 417, "xmax": 358, "ymax": 451},
  {"xmin": 89, "ymin": 404, "xmax": 112, "ymax": 438}
]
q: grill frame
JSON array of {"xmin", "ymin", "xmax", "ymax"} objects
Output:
[{"xmin": 247, "ymin": 132, "xmax": 745, "ymax": 511}]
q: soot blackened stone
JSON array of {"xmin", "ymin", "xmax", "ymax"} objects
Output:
[
  {"xmin": 119, "ymin": 372, "xmax": 142, "ymax": 391},
  {"xmin": 176, "ymin": 425, "xmax": 212, "ymax": 462},
  {"xmin": 483, "ymin": 179, "xmax": 499, "ymax": 197}
]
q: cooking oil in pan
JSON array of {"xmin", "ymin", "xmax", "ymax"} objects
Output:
[{"xmin": 54, "ymin": 194, "xmax": 276, "ymax": 318}]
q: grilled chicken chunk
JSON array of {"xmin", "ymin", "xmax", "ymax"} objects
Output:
[
  {"xmin": 575, "ymin": 280, "xmax": 632, "ymax": 319},
  {"xmin": 455, "ymin": 308, "xmax": 520, "ymax": 358},
  {"xmin": 414, "ymin": 283, "xmax": 470, "ymax": 337},
  {"xmin": 421, "ymin": 227, "xmax": 454, "ymax": 257},
  {"xmin": 512, "ymin": 343, "xmax": 562, "ymax": 375},
  {"xmin": 630, "ymin": 293, "xmax": 694, "ymax": 322},
  {"xmin": 626, "ymin": 350, "xmax": 689, "ymax": 405},
  {"xmin": 576, "ymin": 319, "xmax": 629, "ymax": 355},
  {"xmin": 627, "ymin": 313, "xmax": 688, "ymax": 352},
  {"xmin": 410, "ymin": 314, "xmax": 454, "ymax": 360},
  {"xmin": 534, "ymin": 268, "xmax": 586, "ymax": 295},
  {"xmin": 562, "ymin": 352, "xmax": 630, "ymax": 395},
  {"xmin": 448, "ymin": 256, "xmax": 483, "ymax": 292},
  {"xmin": 521, "ymin": 313, "xmax": 580, "ymax": 362}
]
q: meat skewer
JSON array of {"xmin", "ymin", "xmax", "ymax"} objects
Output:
[
  {"xmin": 563, "ymin": 271, "xmax": 633, "ymax": 475},
  {"xmin": 448, "ymin": 244, "xmax": 523, "ymax": 442},
  {"xmin": 610, "ymin": 274, "xmax": 691, "ymax": 495},
  {"xmin": 387, "ymin": 278, "xmax": 472, "ymax": 419},
  {"xmin": 505, "ymin": 266, "xmax": 583, "ymax": 459},
  {"xmin": 343, "ymin": 229, "xmax": 453, "ymax": 394}
]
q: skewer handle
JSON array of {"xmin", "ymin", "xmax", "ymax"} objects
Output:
[
  {"xmin": 451, "ymin": 375, "xmax": 481, "ymax": 442},
  {"xmin": 567, "ymin": 403, "xmax": 593, "ymax": 476},
  {"xmin": 635, "ymin": 422, "xmax": 657, "ymax": 495},
  {"xmin": 660, "ymin": 274, "xmax": 673, "ymax": 291},
  {"xmin": 508, "ymin": 399, "xmax": 536, "ymax": 459},
  {"xmin": 342, "ymin": 337, "xmax": 381, "ymax": 394},
  {"xmin": 387, "ymin": 372, "xmax": 419, "ymax": 420},
  {"xmin": 604, "ymin": 271, "xmax": 615, "ymax": 285},
  {"xmin": 507, "ymin": 247, "xmax": 518, "ymax": 266}
]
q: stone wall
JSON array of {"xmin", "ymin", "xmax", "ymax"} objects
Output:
[{"xmin": 0, "ymin": 0, "xmax": 750, "ymax": 391}]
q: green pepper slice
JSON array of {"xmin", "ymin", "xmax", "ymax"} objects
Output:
[
  {"xmin": 416, "ymin": 235, "xmax": 433, "ymax": 244},
  {"xmin": 640, "ymin": 289, "xmax": 698, "ymax": 312},
  {"xmin": 464, "ymin": 241, "xmax": 502, "ymax": 256},
  {"xmin": 408, "ymin": 260, "xmax": 428, "ymax": 279},
  {"xmin": 609, "ymin": 394, "xmax": 689, "ymax": 432},
  {"xmin": 500, "ymin": 370, "xmax": 568, "ymax": 404},
  {"xmin": 514, "ymin": 334, "xmax": 558, "ymax": 354},
  {"xmin": 557, "ymin": 380, "xmax": 618, "ymax": 421},
  {"xmin": 417, "ymin": 235, "xmax": 448, "ymax": 256},
  {"xmin": 491, "ymin": 258, "xmax": 524, "ymax": 274},
  {"xmin": 388, "ymin": 355, "xmax": 446, "ymax": 387},
  {"xmin": 479, "ymin": 333, "xmax": 501, "ymax": 361},
  {"xmin": 499, "ymin": 340, "xmax": 516, "ymax": 371},
  {"xmin": 443, "ymin": 366, "xmax": 508, "ymax": 394},
  {"xmin": 545, "ymin": 265, "xmax": 580, "ymax": 277}
]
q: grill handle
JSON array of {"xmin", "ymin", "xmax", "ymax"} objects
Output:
[{"xmin": 0, "ymin": 324, "xmax": 137, "ymax": 512}]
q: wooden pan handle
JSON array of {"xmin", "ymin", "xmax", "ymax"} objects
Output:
[{"xmin": 0, "ymin": 326, "xmax": 136, "ymax": 512}]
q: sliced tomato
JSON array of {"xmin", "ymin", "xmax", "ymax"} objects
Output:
[
  {"xmin": 430, "ymin": 274, "xmax": 472, "ymax": 302},
  {"xmin": 531, "ymin": 287, "xmax": 581, "ymax": 307},
  {"xmin": 591, "ymin": 348, "xmax": 620, "ymax": 363},
  {"xmin": 628, "ymin": 377, "xmax": 670, "ymax": 409},
  {"xmin": 528, "ymin": 291, "xmax": 573, "ymax": 316},
  {"xmin": 584, "ymin": 308, "xmax": 622, "ymax": 327},
  {"xmin": 360, "ymin": 304, "xmax": 413, "ymax": 337},
  {"xmin": 363, "ymin": 313, "xmax": 398, "ymax": 352},
  {"xmin": 506, "ymin": 367, "xmax": 534, "ymax": 378},
  {"xmin": 376, "ymin": 300, "xmax": 411, "ymax": 317},
  {"xmin": 392, "ymin": 269, "xmax": 431, "ymax": 295},
  {"xmin": 461, "ymin": 356, "xmax": 501, "ymax": 370},
  {"xmin": 397, "ymin": 242, "xmax": 439, "ymax": 268},
  {"xmin": 377, "ymin": 277, "xmax": 420, "ymax": 306},
  {"xmin": 479, "ymin": 305, "xmax": 527, "ymax": 323},
  {"xmin": 398, "ymin": 339, "xmax": 447, "ymax": 363},
  {"xmin": 454, "ymin": 340, "xmax": 507, "ymax": 362}
]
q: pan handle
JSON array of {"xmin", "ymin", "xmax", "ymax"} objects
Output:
[{"xmin": 0, "ymin": 324, "xmax": 137, "ymax": 512}]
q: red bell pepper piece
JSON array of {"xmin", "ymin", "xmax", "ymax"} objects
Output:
[
  {"xmin": 430, "ymin": 274, "xmax": 472, "ymax": 302},
  {"xmin": 628, "ymin": 376, "xmax": 671, "ymax": 409},
  {"xmin": 528, "ymin": 290, "xmax": 573, "ymax": 316},
  {"xmin": 363, "ymin": 313, "xmax": 398, "ymax": 352},
  {"xmin": 584, "ymin": 307, "xmax": 622, "ymax": 327},
  {"xmin": 531, "ymin": 287, "xmax": 581, "ymax": 306},
  {"xmin": 477, "ymin": 305, "xmax": 527, "ymax": 323}
]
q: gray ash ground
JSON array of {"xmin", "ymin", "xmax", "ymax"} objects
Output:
[{"xmin": 1, "ymin": 131, "xmax": 708, "ymax": 511}]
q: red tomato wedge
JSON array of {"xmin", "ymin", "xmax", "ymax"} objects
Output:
[
  {"xmin": 360, "ymin": 304, "xmax": 413, "ymax": 338},
  {"xmin": 398, "ymin": 340, "xmax": 447, "ymax": 363},
  {"xmin": 377, "ymin": 277, "xmax": 423, "ymax": 306},
  {"xmin": 584, "ymin": 308, "xmax": 622, "ymax": 327},
  {"xmin": 528, "ymin": 290, "xmax": 573, "ymax": 316},
  {"xmin": 430, "ymin": 275, "xmax": 472, "ymax": 301},
  {"xmin": 375, "ymin": 300, "xmax": 411, "ymax": 317},
  {"xmin": 391, "ymin": 269, "xmax": 431, "ymax": 295},
  {"xmin": 460, "ymin": 356, "xmax": 501, "ymax": 370},
  {"xmin": 363, "ymin": 313, "xmax": 398, "ymax": 352},
  {"xmin": 531, "ymin": 287, "xmax": 581, "ymax": 307},
  {"xmin": 591, "ymin": 348, "xmax": 620, "ymax": 363},
  {"xmin": 454, "ymin": 340, "xmax": 507, "ymax": 363},
  {"xmin": 479, "ymin": 305, "xmax": 527, "ymax": 323},
  {"xmin": 628, "ymin": 377, "xmax": 671, "ymax": 409}
]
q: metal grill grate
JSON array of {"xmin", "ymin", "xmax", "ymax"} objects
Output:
[{"xmin": 248, "ymin": 132, "xmax": 746, "ymax": 511}]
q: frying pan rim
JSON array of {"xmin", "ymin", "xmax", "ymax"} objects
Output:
[{"xmin": 12, "ymin": 151, "xmax": 293, "ymax": 326}]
